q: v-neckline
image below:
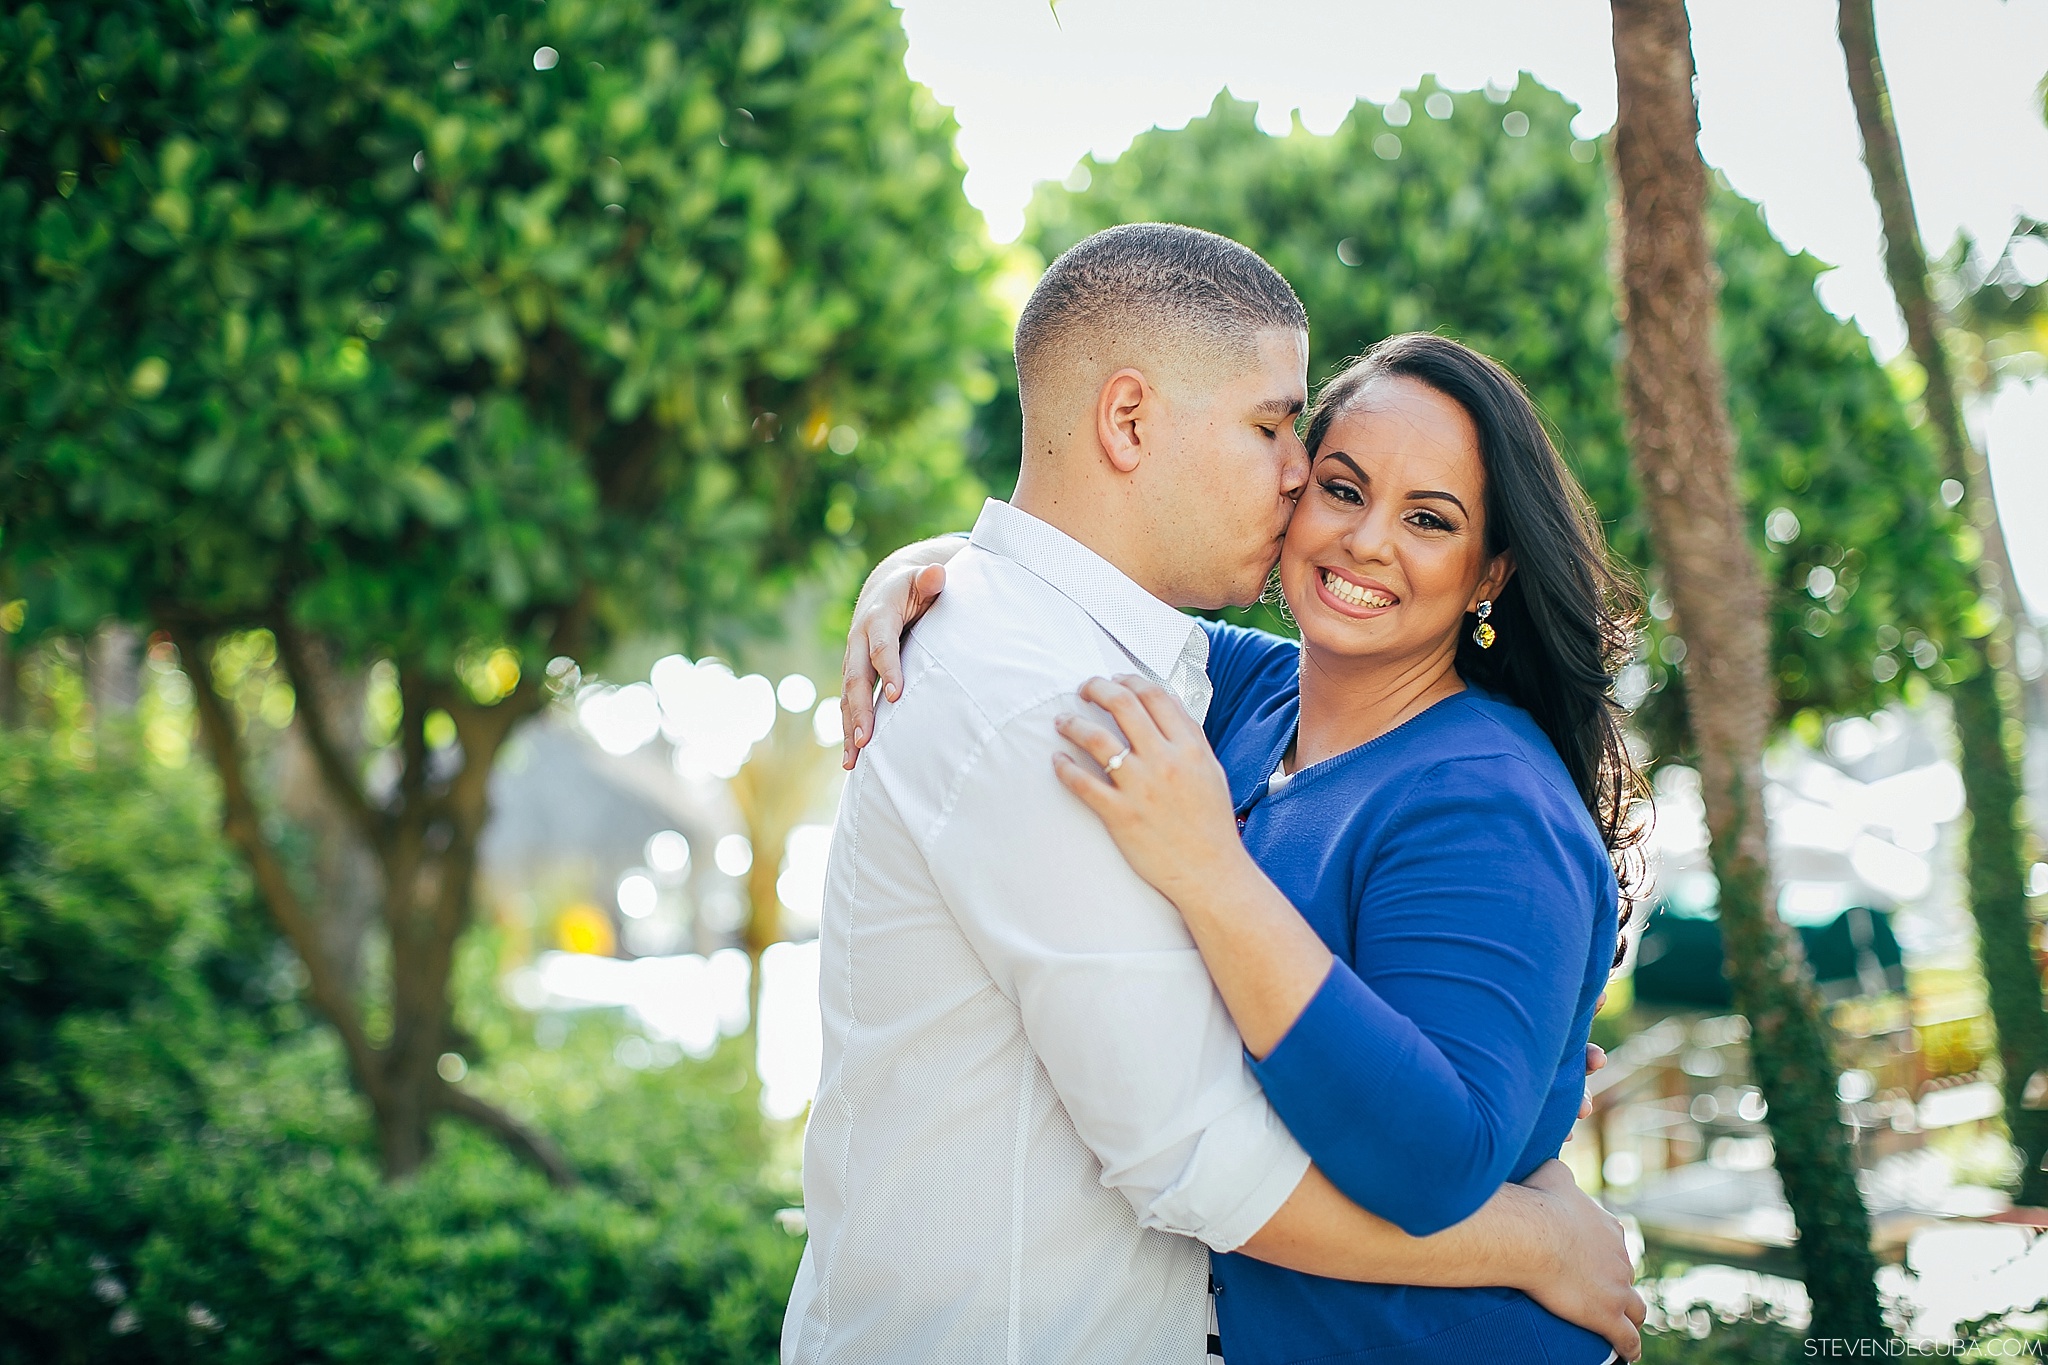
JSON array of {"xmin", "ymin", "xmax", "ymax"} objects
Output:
[{"xmin": 1235, "ymin": 688, "xmax": 1471, "ymax": 818}]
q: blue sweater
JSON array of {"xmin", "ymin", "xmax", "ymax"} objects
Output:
[{"xmin": 1200, "ymin": 622, "xmax": 1618, "ymax": 1365}]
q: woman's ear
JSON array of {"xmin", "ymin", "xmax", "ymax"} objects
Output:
[
  {"xmin": 1096, "ymin": 368, "xmax": 1150, "ymax": 474},
  {"xmin": 1471, "ymin": 550, "xmax": 1517, "ymax": 611}
]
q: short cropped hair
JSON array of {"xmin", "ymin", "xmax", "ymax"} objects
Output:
[{"xmin": 1013, "ymin": 223, "xmax": 1306, "ymax": 394}]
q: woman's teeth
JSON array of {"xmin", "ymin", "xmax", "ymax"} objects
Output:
[{"xmin": 1322, "ymin": 571, "xmax": 1394, "ymax": 610}]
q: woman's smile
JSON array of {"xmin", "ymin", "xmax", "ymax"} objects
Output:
[{"xmin": 1315, "ymin": 567, "xmax": 1400, "ymax": 616}]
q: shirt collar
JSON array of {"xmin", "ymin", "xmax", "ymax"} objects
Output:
[{"xmin": 968, "ymin": 498, "xmax": 1204, "ymax": 687}]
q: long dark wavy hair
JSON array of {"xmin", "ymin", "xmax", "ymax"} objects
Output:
[{"xmin": 1303, "ymin": 334, "xmax": 1648, "ymax": 957}]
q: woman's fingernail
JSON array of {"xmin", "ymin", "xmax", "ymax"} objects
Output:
[
  {"xmin": 854, "ymin": 727, "xmax": 865, "ymax": 745},
  {"xmin": 886, "ymin": 684, "xmax": 898, "ymax": 700}
]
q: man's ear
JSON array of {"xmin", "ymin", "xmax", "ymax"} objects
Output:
[
  {"xmin": 1471, "ymin": 550, "xmax": 1517, "ymax": 611},
  {"xmin": 1096, "ymin": 368, "xmax": 1150, "ymax": 474}
]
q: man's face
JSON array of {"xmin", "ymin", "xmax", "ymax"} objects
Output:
[{"xmin": 1149, "ymin": 326, "xmax": 1310, "ymax": 610}]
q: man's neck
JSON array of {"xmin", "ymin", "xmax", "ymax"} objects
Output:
[
  {"xmin": 1010, "ymin": 475, "xmax": 1173, "ymax": 605},
  {"xmin": 1293, "ymin": 642, "xmax": 1464, "ymax": 770}
]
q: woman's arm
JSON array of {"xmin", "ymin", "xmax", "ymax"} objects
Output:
[{"xmin": 1055, "ymin": 674, "xmax": 1600, "ymax": 1236}]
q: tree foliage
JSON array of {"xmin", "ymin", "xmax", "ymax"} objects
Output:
[
  {"xmin": 0, "ymin": 0, "xmax": 999, "ymax": 1176},
  {"xmin": 1940, "ymin": 216, "xmax": 2048, "ymax": 383},
  {"xmin": 995, "ymin": 83, "xmax": 1976, "ymax": 760},
  {"xmin": 1, "ymin": 0, "xmax": 998, "ymax": 652},
  {"xmin": 0, "ymin": 735, "xmax": 798, "ymax": 1362}
]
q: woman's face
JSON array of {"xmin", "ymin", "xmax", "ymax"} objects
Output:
[{"xmin": 1280, "ymin": 375, "xmax": 1512, "ymax": 670}]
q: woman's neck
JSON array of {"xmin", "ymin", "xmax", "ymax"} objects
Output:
[{"xmin": 1292, "ymin": 639, "xmax": 1466, "ymax": 770}]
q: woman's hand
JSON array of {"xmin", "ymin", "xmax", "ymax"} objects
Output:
[
  {"xmin": 1053, "ymin": 673, "xmax": 1331, "ymax": 1058},
  {"xmin": 1051, "ymin": 674, "xmax": 1246, "ymax": 910},
  {"xmin": 839, "ymin": 537, "xmax": 964, "ymax": 769}
]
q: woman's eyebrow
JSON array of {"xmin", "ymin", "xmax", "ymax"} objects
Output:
[
  {"xmin": 1318, "ymin": 450, "xmax": 1369, "ymax": 482},
  {"xmin": 1317, "ymin": 453, "xmax": 1469, "ymax": 517}
]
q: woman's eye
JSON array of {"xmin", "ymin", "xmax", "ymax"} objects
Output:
[
  {"xmin": 1407, "ymin": 510, "xmax": 1453, "ymax": 532},
  {"xmin": 1321, "ymin": 480, "xmax": 1363, "ymax": 505}
]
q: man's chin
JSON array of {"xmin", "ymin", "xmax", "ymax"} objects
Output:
[{"xmin": 1220, "ymin": 566, "xmax": 1277, "ymax": 611}]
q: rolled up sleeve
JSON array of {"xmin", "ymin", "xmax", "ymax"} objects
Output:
[{"xmin": 924, "ymin": 694, "xmax": 1310, "ymax": 1252}]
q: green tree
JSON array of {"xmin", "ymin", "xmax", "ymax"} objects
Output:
[
  {"xmin": 1005, "ymin": 86, "xmax": 1974, "ymax": 755},
  {"xmin": 1838, "ymin": 0, "xmax": 2048, "ymax": 1205},
  {"xmin": 1610, "ymin": 0, "xmax": 1881, "ymax": 1341},
  {"xmin": 0, "ymin": 0, "xmax": 997, "ymax": 1180}
]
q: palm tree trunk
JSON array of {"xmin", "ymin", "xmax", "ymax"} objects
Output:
[
  {"xmin": 1836, "ymin": 0, "xmax": 2048, "ymax": 1207},
  {"xmin": 1608, "ymin": 0, "xmax": 1887, "ymax": 1344}
]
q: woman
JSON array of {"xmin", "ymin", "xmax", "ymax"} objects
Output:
[
  {"xmin": 844, "ymin": 333, "xmax": 1643, "ymax": 1365},
  {"xmin": 1046, "ymin": 333, "xmax": 1643, "ymax": 1364}
]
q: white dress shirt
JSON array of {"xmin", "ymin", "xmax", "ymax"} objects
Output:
[{"xmin": 783, "ymin": 500, "xmax": 1310, "ymax": 1365}]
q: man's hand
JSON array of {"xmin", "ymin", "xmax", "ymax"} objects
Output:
[
  {"xmin": 1576, "ymin": 991, "xmax": 1612, "ymax": 1128},
  {"xmin": 1519, "ymin": 1160, "xmax": 1645, "ymax": 1360},
  {"xmin": 1577, "ymin": 1042, "xmax": 1608, "ymax": 1125},
  {"xmin": 1238, "ymin": 1161, "xmax": 1644, "ymax": 1361},
  {"xmin": 840, "ymin": 538, "xmax": 963, "ymax": 768}
]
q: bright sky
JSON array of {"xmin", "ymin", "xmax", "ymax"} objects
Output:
[{"xmin": 895, "ymin": 0, "xmax": 2048, "ymax": 613}]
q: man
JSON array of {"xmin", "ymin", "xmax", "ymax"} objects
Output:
[{"xmin": 783, "ymin": 224, "xmax": 1642, "ymax": 1365}]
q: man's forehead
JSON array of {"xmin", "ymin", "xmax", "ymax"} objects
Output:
[
  {"xmin": 1129, "ymin": 323, "xmax": 1305, "ymax": 406},
  {"xmin": 1256, "ymin": 328, "xmax": 1308, "ymax": 392},
  {"xmin": 1239, "ymin": 335, "xmax": 1308, "ymax": 413},
  {"xmin": 1259, "ymin": 323, "xmax": 1310, "ymax": 360}
]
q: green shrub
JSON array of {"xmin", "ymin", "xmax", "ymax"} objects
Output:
[
  {"xmin": 2, "ymin": 1095, "xmax": 802, "ymax": 1365},
  {"xmin": 1638, "ymin": 1313, "xmax": 1806, "ymax": 1365},
  {"xmin": 0, "ymin": 736, "xmax": 801, "ymax": 1363}
]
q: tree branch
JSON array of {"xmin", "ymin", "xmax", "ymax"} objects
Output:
[
  {"xmin": 428, "ymin": 679, "xmax": 545, "ymax": 953},
  {"xmin": 271, "ymin": 618, "xmax": 385, "ymax": 847},
  {"xmin": 437, "ymin": 1081, "xmax": 576, "ymax": 1187},
  {"xmin": 1836, "ymin": 0, "xmax": 2023, "ymax": 604},
  {"xmin": 398, "ymin": 665, "xmax": 430, "ymax": 814},
  {"xmin": 170, "ymin": 624, "xmax": 387, "ymax": 1104}
]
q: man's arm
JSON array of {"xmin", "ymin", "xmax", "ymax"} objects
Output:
[
  {"xmin": 924, "ymin": 702, "xmax": 1643, "ymax": 1361},
  {"xmin": 1246, "ymin": 1161, "xmax": 1644, "ymax": 1360},
  {"xmin": 923, "ymin": 697, "xmax": 1312, "ymax": 1254}
]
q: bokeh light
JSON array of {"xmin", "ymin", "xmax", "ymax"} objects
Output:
[
  {"xmin": 776, "ymin": 825, "xmax": 834, "ymax": 933},
  {"xmin": 715, "ymin": 833, "xmax": 754, "ymax": 878},
  {"xmin": 811, "ymin": 699, "xmax": 843, "ymax": 747},
  {"xmin": 777, "ymin": 674, "xmax": 819, "ymax": 712},
  {"xmin": 646, "ymin": 830, "xmax": 691, "ymax": 876},
  {"xmin": 650, "ymin": 655, "xmax": 777, "ymax": 777},
  {"xmin": 575, "ymin": 681, "xmax": 662, "ymax": 756},
  {"xmin": 616, "ymin": 871, "xmax": 658, "ymax": 920}
]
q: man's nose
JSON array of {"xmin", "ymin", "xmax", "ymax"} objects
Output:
[{"xmin": 1279, "ymin": 438, "xmax": 1310, "ymax": 499}]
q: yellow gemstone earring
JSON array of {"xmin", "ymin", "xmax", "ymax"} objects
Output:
[{"xmin": 1472, "ymin": 599, "xmax": 1496, "ymax": 649}]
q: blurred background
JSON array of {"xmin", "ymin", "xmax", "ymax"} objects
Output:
[{"xmin": 0, "ymin": 0, "xmax": 2043, "ymax": 1360}]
